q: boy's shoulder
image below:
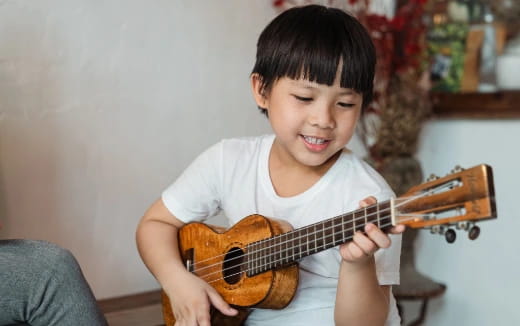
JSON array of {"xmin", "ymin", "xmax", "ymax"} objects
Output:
[
  {"xmin": 219, "ymin": 134, "xmax": 273, "ymax": 146},
  {"xmin": 338, "ymin": 150, "xmax": 394, "ymax": 196},
  {"xmin": 216, "ymin": 134, "xmax": 274, "ymax": 156}
]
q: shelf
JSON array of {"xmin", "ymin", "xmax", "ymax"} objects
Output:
[{"xmin": 431, "ymin": 90, "xmax": 520, "ymax": 118}]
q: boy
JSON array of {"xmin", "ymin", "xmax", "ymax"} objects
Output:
[{"xmin": 137, "ymin": 5, "xmax": 404, "ymax": 326}]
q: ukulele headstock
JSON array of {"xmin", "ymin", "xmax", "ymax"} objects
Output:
[{"xmin": 394, "ymin": 164, "xmax": 497, "ymax": 243}]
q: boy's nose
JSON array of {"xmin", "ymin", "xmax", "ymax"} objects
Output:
[{"xmin": 308, "ymin": 105, "xmax": 335, "ymax": 129}]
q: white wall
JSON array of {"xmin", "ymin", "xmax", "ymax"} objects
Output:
[
  {"xmin": 0, "ymin": 1, "xmax": 518, "ymax": 325},
  {"xmin": 409, "ymin": 119, "xmax": 520, "ymax": 325},
  {"xmin": 0, "ymin": 0, "xmax": 275, "ymax": 299}
]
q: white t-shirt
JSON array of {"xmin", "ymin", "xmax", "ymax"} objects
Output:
[{"xmin": 162, "ymin": 134, "xmax": 402, "ymax": 325}]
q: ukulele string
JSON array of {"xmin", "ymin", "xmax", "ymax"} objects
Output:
[
  {"xmin": 189, "ymin": 202, "xmax": 393, "ymax": 272},
  {"xmin": 199, "ymin": 213, "xmax": 425, "ymax": 284},
  {"xmin": 191, "ymin": 206, "xmax": 399, "ymax": 278},
  {"xmin": 204, "ymin": 220, "xmax": 400, "ymax": 284},
  {"xmin": 394, "ymin": 180, "xmax": 460, "ymax": 209},
  {"xmin": 190, "ymin": 188, "xmax": 433, "ymax": 273},
  {"xmin": 190, "ymin": 181, "xmax": 456, "ymax": 279}
]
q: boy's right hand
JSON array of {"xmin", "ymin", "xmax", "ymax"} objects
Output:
[{"xmin": 166, "ymin": 269, "xmax": 238, "ymax": 326}]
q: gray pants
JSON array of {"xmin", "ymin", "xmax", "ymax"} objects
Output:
[{"xmin": 0, "ymin": 239, "xmax": 108, "ymax": 326}]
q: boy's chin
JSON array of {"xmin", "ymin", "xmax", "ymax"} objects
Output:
[{"xmin": 296, "ymin": 151, "xmax": 341, "ymax": 169}]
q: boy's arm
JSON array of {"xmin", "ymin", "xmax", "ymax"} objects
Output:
[
  {"xmin": 136, "ymin": 199, "xmax": 187, "ymax": 291},
  {"xmin": 334, "ymin": 197, "xmax": 403, "ymax": 326},
  {"xmin": 335, "ymin": 258, "xmax": 391, "ymax": 326},
  {"xmin": 136, "ymin": 199, "xmax": 237, "ymax": 326}
]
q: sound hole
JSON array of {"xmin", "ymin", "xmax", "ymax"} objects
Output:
[{"xmin": 223, "ymin": 247, "xmax": 244, "ymax": 284}]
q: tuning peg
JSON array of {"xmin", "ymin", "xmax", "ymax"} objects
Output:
[
  {"xmin": 456, "ymin": 221, "xmax": 469, "ymax": 230},
  {"xmin": 468, "ymin": 225, "xmax": 480, "ymax": 240},
  {"xmin": 430, "ymin": 225, "xmax": 443, "ymax": 235},
  {"xmin": 451, "ymin": 165, "xmax": 464, "ymax": 174},
  {"xmin": 445, "ymin": 229, "xmax": 457, "ymax": 243},
  {"xmin": 427, "ymin": 174, "xmax": 440, "ymax": 182}
]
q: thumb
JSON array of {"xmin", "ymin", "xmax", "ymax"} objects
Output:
[{"xmin": 206, "ymin": 288, "xmax": 238, "ymax": 316}]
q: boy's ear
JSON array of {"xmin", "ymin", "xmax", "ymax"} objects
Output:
[{"xmin": 250, "ymin": 73, "xmax": 268, "ymax": 109}]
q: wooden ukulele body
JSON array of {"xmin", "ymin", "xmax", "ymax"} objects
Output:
[{"xmin": 162, "ymin": 214, "xmax": 299, "ymax": 326}]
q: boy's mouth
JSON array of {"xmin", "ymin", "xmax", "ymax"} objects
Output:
[
  {"xmin": 302, "ymin": 135, "xmax": 327, "ymax": 144},
  {"xmin": 301, "ymin": 135, "xmax": 331, "ymax": 151}
]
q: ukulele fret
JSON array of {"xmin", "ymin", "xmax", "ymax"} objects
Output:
[
  {"xmin": 354, "ymin": 209, "xmax": 364, "ymax": 233},
  {"xmin": 341, "ymin": 214, "xmax": 345, "ymax": 243},
  {"xmin": 255, "ymin": 241, "xmax": 260, "ymax": 274},
  {"xmin": 248, "ymin": 241, "xmax": 255, "ymax": 275},
  {"xmin": 302, "ymin": 228, "xmax": 309, "ymax": 258},
  {"xmin": 281, "ymin": 232, "xmax": 288, "ymax": 265},
  {"xmin": 331, "ymin": 218, "xmax": 336, "ymax": 245},
  {"xmin": 342, "ymin": 213, "xmax": 351, "ymax": 242},
  {"xmin": 297, "ymin": 229, "xmax": 304, "ymax": 260},
  {"xmin": 307, "ymin": 225, "xmax": 315, "ymax": 255},
  {"xmin": 324, "ymin": 220, "xmax": 333, "ymax": 249},
  {"xmin": 313, "ymin": 224, "xmax": 318, "ymax": 253},
  {"xmin": 315, "ymin": 223, "xmax": 324, "ymax": 252},
  {"xmin": 333, "ymin": 216, "xmax": 343, "ymax": 247},
  {"xmin": 366, "ymin": 204, "xmax": 376, "ymax": 225},
  {"xmin": 291, "ymin": 231, "xmax": 297, "ymax": 261},
  {"xmin": 376, "ymin": 203, "xmax": 381, "ymax": 228},
  {"xmin": 376, "ymin": 202, "xmax": 380, "ymax": 228},
  {"xmin": 275, "ymin": 234, "xmax": 281, "ymax": 268},
  {"xmin": 259, "ymin": 241, "xmax": 264, "ymax": 272},
  {"xmin": 266, "ymin": 239, "xmax": 272, "ymax": 270},
  {"xmin": 352, "ymin": 214, "xmax": 356, "ymax": 237}
]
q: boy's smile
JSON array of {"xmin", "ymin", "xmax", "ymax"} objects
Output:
[
  {"xmin": 301, "ymin": 135, "xmax": 331, "ymax": 152},
  {"xmin": 251, "ymin": 69, "xmax": 363, "ymax": 176}
]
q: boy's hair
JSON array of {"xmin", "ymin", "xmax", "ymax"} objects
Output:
[{"xmin": 252, "ymin": 5, "xmax": 376, "ymax": 114}]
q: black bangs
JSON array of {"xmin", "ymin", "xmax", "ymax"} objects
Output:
[{"xmin": 252, "ymin": 5, "xmax": 376, "ymax": 107}]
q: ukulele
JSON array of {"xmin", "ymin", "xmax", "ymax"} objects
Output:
[{"xmin": 162, "ymin": 164, "xmax": 497, "ymax": 326}]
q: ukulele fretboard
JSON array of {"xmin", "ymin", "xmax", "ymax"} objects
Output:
[{"xmin": 245, "ymin": 200, "xmax": 394, "ymax": 276}]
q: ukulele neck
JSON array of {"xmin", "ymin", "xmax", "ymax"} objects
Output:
[{"xmin": 246, "ymin": 199, "xmax": 395, "ymax": 276}]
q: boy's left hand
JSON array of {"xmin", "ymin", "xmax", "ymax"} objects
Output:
[{"xmin": 339, "ymin": 196, "xmax": 405, "ymax": 264}]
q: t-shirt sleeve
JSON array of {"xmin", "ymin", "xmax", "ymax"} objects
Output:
[{"xmin": 161, "ymin": 141, "xmax": 223, "ymax": 223}]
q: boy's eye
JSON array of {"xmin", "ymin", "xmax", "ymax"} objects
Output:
[
  {"xmin": 293, "ymin": 95, "xmax": 313, "ymax": 102},
  {"xmin": 338, "ymin": 102, "xmax": 355, "ymax": 108}
]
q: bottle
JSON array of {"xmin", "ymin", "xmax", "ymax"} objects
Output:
[{"xmin": 477, "ymin": 4, "xmax": 498, "ymax": 92}]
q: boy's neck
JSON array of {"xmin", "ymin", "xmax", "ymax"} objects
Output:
[{"xmin": 268, "ymin": 140, "xmax": 341, "ymax": 198}]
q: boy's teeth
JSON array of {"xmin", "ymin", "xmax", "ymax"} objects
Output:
[{"xmin": 303, "ymin": 136, "xmax": 326, "ymax": 144}]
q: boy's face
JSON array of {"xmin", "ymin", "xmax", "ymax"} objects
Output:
[{"xmin": 251, "ymin": 69, "xmax": 362, "ymax": 170}]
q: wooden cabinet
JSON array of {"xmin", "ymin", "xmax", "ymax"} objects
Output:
[{"xmin": 431, "ymin": 90, "xmax": 520, "ymax": 118}]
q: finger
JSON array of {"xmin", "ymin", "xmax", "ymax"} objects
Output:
[
  {"xmin": 352, "ymin": 231, "xmax": 377, "ymax": 255},
  {"xmin": 173, "ymin": 308, "xmax": 187, "ymax": 326},
  {"xmin": 359, "ymin": 196, "xmax": 377, "ymax": 208},
  {"xmin": 341, "ymin": 240, "xmax": 367, "ymax": 260},
  {"xmin": 365, "ymin": 223, "xmax": 391, "ymax": 248},
  {"xmin": 186, "ymin": 300, "xmax": 209, "ymax": 326},
  {"xmin": 196, "ymin": 312, "xmax": 211, "ymax": 326},
  {"xmin": 207, "ymin": 288, "xmax": 238, "ymax": 316},
  {"xmin": 389, "ymin": 224, "xmax": 406, "ymax": 234},
  {"xmin": 178, "ymin": 307, "xmax": 198, "ymax": 326}
]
